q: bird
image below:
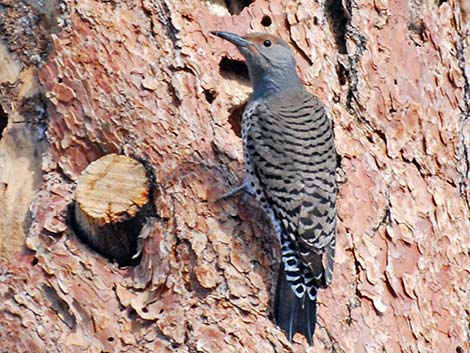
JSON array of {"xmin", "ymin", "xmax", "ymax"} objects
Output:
[{"xmin": 211, "ymin": 31, "xmax": 337, "ymax": 345}]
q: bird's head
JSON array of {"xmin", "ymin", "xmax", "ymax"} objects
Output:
[{"xmin": 211, "ymin": 31, "xmax": 303, "ymax": 98}]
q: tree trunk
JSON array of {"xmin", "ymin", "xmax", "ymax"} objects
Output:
[{"xmin": 0, "ymin": 0, "xmax": 469, "ymax": 352}]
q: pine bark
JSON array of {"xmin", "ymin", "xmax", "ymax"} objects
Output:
[{"xmin": 0, "ymin": 0, "xmax": 469, "ymax": 352}]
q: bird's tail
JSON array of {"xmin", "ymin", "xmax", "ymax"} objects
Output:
[{"xmin": 274, "ymin": 263, "xmax": 317, "ymax": 345}]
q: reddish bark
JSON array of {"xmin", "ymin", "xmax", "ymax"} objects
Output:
[{"xmin": 0, "ymin": 0, "xmax": 469, "ymax": 352}]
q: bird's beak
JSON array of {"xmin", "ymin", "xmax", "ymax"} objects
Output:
[{"xmin": 210, "ymin": 31, "xmax": 252, "ymax": 48}]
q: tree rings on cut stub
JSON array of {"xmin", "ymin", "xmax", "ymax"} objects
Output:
[{"xmin": 73, "ymin": 154, "xmax": 150, "ymax": 265}]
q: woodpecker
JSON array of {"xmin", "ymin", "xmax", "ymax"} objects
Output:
[{"xmin": 211, "ymin": 31, "xmax": 337, "ymax": 345}]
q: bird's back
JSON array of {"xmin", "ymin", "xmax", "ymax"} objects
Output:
[{"xmin": 242, "ymin": 88, "xmax": 337, "ymax": 343}]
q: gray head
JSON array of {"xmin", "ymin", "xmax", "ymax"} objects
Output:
[{"xmin": 211, "ymin": 31, "xmax": 303, "ymax": 99}]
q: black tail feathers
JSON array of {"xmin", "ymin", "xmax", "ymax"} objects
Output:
[{"xmin": 274, "ymin": 264, "xmax": 317, "ymax": 345}]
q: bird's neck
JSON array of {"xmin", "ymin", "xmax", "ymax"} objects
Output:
[{"xmin": 250, "ymin": 67, "xmax": 304, "ymax": 100}]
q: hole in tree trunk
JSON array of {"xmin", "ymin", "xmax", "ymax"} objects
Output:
[
  {"xmin": 219, "ymin": 56, "xmax": 250, "ymax": 83},
  {"xmin": 228, "ymin": 102, "xmax": 247, "ymax": 138},
  {"xmin": 0, "ymin": 104, "xmax": 7, "ymax": 139},
  {"xmin": 336, "ymin": 62, "xmax": 347, "ymax": 86},
  {"xmin": 408, "ymin": 0, "xmax": 427, "ymax": 45},
  {"xmin": 203, "ymin": 88, "xmax": 217, "ymax": 104},
  {"xmin": 261, "ymin": 15, "xmax": 272, "ymax": 27},
  {"xmin": 224, "ymin": 0, "xmax": 254, "ymax": 15},
  {"xmin": 324, "ymin": 0, "xmax": 349, "ymax": 54}
]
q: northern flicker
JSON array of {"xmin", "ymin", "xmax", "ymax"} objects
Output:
[{"xmin": 211, "ymin": 31, "xmax": 337, "ymax": 345}]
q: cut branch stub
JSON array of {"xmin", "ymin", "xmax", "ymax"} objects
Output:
[{"xmin": 74, "ymin": 154, "xmax": 150, "ymax": 265}]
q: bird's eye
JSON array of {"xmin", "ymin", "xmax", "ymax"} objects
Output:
[{"xmin": 263, "ymin": 40, "xmax": 272, "ymax": 47}]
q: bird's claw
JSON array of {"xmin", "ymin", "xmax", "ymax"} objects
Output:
[{"xmin": 219, "ymin": 181, "xmax": 248, "ymax": 200}]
